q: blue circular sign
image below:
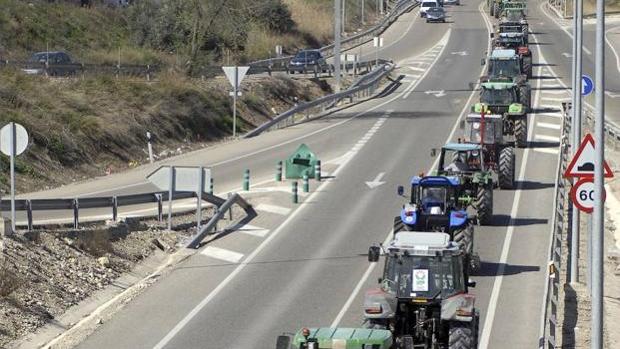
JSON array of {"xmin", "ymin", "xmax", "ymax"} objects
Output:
[{"xmin": 582, "ymin": 75, "xmax": 594, "ymax": 96}]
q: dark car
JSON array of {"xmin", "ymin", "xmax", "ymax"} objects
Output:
[
  {"xmin": 426, "ymin": 7, "xmax": 446, "ymax": 22},
  {"xmin": 22, "ymin": 51, "xmax": 79, "ymax": 76},
  {"xmin": 287, "ymin": 50, "xmax": 328, "ymax": 74}
]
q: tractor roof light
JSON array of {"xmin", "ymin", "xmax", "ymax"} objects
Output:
[{"xmin": 302, "ymin": 327, "xmax": 311, "ymax": 338}]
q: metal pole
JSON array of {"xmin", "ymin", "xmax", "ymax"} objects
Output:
[
  {"xmin": 570, "ymin": 0, "xmax": 583, "ymax": 285},
  {"xmin": 362, "ymin": 0, "xmax": 365, "ymax": 24},
  {"xmin": 233, "ymin": 67, "xmax": 238, "ymax": 138},
  {"xmin": 342, "ymin": 0, "xmax": 346, "ymax": 33},
  {"xmin": 591, "ymin": 0, "xmax": 605, "ymax": 343},
  {"xmin": 168, "ymin": 166, "xmax": 174, "ymax": 230},
  {"xmin": 10, "ymin": 122, "xmax": 15, "ymax": 233},
  {"xmin": 147, "ymin": 131, "xmax": 154, "ymax": 164},
  {"xmin": 196, "ymin": 167, "xmax": 204, "ymax": 230},
  {"xmin": 335, "ymin": 0, "xmax": 342, "ymax": 93}
]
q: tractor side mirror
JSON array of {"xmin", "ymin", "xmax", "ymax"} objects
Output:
[
  {"xmin": 467, "ymin": 278, "xmax": 477, "ymax": 288},
  {"xmin": 368, "ymin": 246, "xmax": 380, "ymax": 262},
  {"xmin": 397, "ymin": 185, "xmax": 405, "ymax": 196},
  {"xmin": 276, "ymin": 335, "xmax": 291, "ymax": 349},
  {"xmin": 378, "ymin": 277, "xmax": 383, "ymax": 284},
  {"xmin": 480, "ymin": 58, "xmax": 486, "ymax": 66},
  {"xmin": 430, "ymin": 148, "xmax": 437, "ymax": 157},
  {"xmin": 459, "ymin": 120, "xmax": 466, "ymax": 130}
]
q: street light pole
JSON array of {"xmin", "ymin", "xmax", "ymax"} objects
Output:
[
  {"xmin": 335, "ymin": 0, "xmax": 342, "ymax": 93},
  {"xmin": 592, "ymin": 0, "xmax": 605, "ymax": 345}
]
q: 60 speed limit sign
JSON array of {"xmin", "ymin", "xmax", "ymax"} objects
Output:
[{"xmin": 570, "ymin": 178, "xmax": 606, "ymax": 213}]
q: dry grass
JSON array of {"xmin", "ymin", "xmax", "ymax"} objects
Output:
[
  {"xmin": 0, "ymin": 262, "xmax": 21, "ymax": 298},
  {"xmin": 284, "ymin": 0, "xmax": 334, "ymax": 43}
]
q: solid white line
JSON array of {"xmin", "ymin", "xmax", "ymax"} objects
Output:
[
  {"xmin": 541, "ymin": 89, "xmax": 568, "ymax": 95},
  {"xmin": 606, "ymin": 26, "xmax": 620, "ymax": 74},
  {"xmin": 255, "ymin": 204, "xmax": 291, "ymax": 216},
  {"xmin": 407, "ymin": 66, "xmax": 427, "ymax": 72},
  {"xmin": 541, "ymin": 96, "xmax": 568, "ymax": 102},
  {"xmin": 536, "ymin": 134, "xmax": 560, "ymax": 142},
  {"xmin": 200, "ymin": 246, "xmax": 244, "ymax": 263},
  {"xmin": 238, "ymin": 224, "xmax": 270, "ymax": 238},
  {"xmin": 534, "ymin": 147, "xmax": 560, "ymax": 155},
  {"xmin": 537, "ymin": 122, "xmax": 562, "ymax": 130},
  {"xmin": 536, "ymin": 113, "xmax": 563, "ymax": 119},
  {"xmin": 539, "ymin": 104, "xmax": 561, "ymax": 110}
]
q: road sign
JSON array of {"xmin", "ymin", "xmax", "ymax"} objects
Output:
[
  {"xmin": 582, "ymin": 75, "xmax": 594, "ymax": 96},
  {"xmin": 570, "ymin": 178, "xmax": 606, "ymax": 213},
  {"xmin": 564, "ymin": 133, "xmax": 613, "ymax": 178},
  {"xmin": 373, "ymin": 37, "xmax": 384, "ymax": 47},
  {"xmin": 0, "ymin": 123, "xmax": 28, "ymax": 156},
  {"xmin": 222, "ymin": 66, "xmax": 249, "ymax": 90},
  {"xmin": 147, "ymin": 166, "xmax": 211, "ymax": 192}
]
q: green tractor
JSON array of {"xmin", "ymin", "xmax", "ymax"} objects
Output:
[
  {"xmin": 434, "ymin": 143, "xmax": 494, "ymax": 225},
  {"xmin": 491, "ymin": 32, "xmax": 532, "ymax": 77},
  {"xmin": 497, "ymin": 8, "xmax": 529, "ymax": 42},
  {"xmin": 365, "ymin": 232, "xmax": 479, "ymax": 349},
  {"xmin": 277, "ymin": 327, "xmax": 393, "ymax": 349},
  {"xmin": 490, "ymin": 0, "xmax": 526, "ymax": 18},
  {"xmin": 481, "ymin": 48, "xmax": 532, "ymax": 82},
  {"xmin": 473, "ymin": 82, "xmax": 529, "ymax": 148},
  {"xmin": 462, "ymin": 113, "xmax": 516, "ymax": 189}
]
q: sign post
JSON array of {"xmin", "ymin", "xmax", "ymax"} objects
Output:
[
  {"xmin": 0, "ymin": 122, "xmax": 29, "ymax": 234},
  {"xmin": 373, "ymin": 37, "xmax": 384, "ymax": 67},
  {"xmin": 222, "ymin": 66, "xmax": 250, "ymax": 138}
]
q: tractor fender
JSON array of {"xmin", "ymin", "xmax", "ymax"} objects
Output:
[
  {"xmin": 508, "ymin": 103, "xmax": 523, "ymax": 114},
  {"xmin": 364, "ymin": 288, "xmax": 397, "ymax": 319},
  {"xmin": 441, "ymin": 293, "xmax": 476, "ymax": 322}
]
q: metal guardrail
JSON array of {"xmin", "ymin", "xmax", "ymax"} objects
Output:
[
  {"xmin": 541, "ymin": 102, "xmax": 571, "ymax": 349},
  {"xmin": 0, "ymin": 190, "xmax": 241, "ymax": 231},
  {"xmin": 244, "ymin": 62, "xmax": 395, "ymax": 138},
  {"xmin": 0, "ymin": 60, "xmax": 158, "ymax": 80},
  {"xmin": 582, "ymin": 105, "xmax": 620, "ymax": 147},
  {"xmin": 249, "ymin": 0, "xmax": 418, "ymax": 71}
]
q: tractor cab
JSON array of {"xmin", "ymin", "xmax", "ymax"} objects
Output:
[
  {"xmin": 464, "ymin": 113, "xmax": 504, "ymax": 146},
  {"xmin": 482, "ymin": 49, "xmax": 524, "ymax": 82},
  {"xmin": 476, "ymin": 82, "xmax": 523, "ymax": 113},
  {"xmin": 276, "ymin": 327, "xmax": 393, "ymax": 349},
  {"xmin": 437, "ymin": 143, "xmax": 487, "ymax": 175}
]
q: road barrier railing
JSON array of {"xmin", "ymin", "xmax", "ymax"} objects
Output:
[
  {"xmin": 541, "ymin": 102, "xmax": 571, "ymax": 349},
  {"xmin": 582, "ymin": 105, "xmax": 620, "ymax": 148},
  {"xmin": 0, "ymin": 60, "xmax": 158, "ymax": 80},
  {"xmin": 249, "ymin": 0, "xmax": 418, "ymax": 71},
  {"xmin": 244, "ymin": 61, "xmax": 395, "ymax": 138},
  {"xmin": 0, "ymin": 190, "xmax": 256, "ymax": 235}
]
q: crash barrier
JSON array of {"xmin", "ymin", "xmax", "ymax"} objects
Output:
[
  {"xmin": 0, "ymin": 60, "xmax": 158, "ymax": 80},
  {"xmin": 582, "ymin": 105, "xmax": 620, "ymax": 148},
  {"xmin": 244, "ymin": 62, "xmax": 395, "ymax": 138},
  {"xmin": 186, "ymin": 193, "xmax": 257, "ymax": 249},
  {"xmin": 541, "ymin": 102, "xmax": 571, "ymax": 349},
  {"xmin": 0, "ymin": 190, "xmax": 254, "ymax": 233},
  {"xmin": 249, "ymin": 0, "xmax": 419, "ymax": 71},
  {"xmin": 547, "ymin": 0, "xmax": 568, "ymax": 18}
]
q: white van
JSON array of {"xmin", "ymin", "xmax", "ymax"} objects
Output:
[{"xmin": 420, "ymin": 0, "xmax": 440, "ymax": 17}]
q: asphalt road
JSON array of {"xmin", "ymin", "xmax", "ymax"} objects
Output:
[{"xmin": 25, "ymin": 1, "xmax": 574, "ymax": 348}]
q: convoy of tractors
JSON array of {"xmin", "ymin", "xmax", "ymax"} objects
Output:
[{"xmin": 276, "ymin": 1, "xmax": 532, "ymax": 348}]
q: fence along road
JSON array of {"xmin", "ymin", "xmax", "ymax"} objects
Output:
[{"xmin": 58, "ymin": 2, "xmax": 565, "ymax": 349}]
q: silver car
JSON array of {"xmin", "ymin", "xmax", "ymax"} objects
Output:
[{"xmin": 426, "ymin": 7, "xmax": 446, "ymax": 22}]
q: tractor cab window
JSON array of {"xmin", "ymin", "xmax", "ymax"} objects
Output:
[
  {"xmin": 420, "ymin": 187, "xmax": 447, "ymax": 214},
  {"xmin": 488, "ymin": 58, "xmax": 520, "ymax": 77},
  {"xmin": 382, "ymin": 254, "xmax": 465, "ymax": 299},
  {"xmin": 466, "ymin": 119, "xmax": 497, "ymax": 145},
  {"xmin": 480, "ymin": 88, "xmax": 515, "ymax": 105}
]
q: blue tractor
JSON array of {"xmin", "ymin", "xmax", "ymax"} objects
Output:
[{"xmin": 396, "ymin": 176, "xmax": 481, "ymax": 273}]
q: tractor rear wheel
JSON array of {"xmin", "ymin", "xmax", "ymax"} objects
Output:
[
  {"xmin": 453, "ymin": 223, "xmax": 474, "ymax": 255},
  {"xmin": 519, "ymin": 85, "xmax": 531, "ymax": 110},
  {"xmin": 475, "ymin": 186, "xmax": 493, "ymax": 225},
  {"xmin": 515, "ymin": 116, "xmax": 528, "ymax": 148},
  {"xmin": 498, "ymin": 147, "xmax": 515, "ymax": 189},
  {"xmin": 393, "ymin": 216, "xmax": 405, "ymax": 234},
  {"xmin": 449, "ymin": 322, "xmax": 476, "ymax": 349}
]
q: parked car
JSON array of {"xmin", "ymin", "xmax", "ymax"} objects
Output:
[
  {"xmin": 426, "ymin": 7, "xmax": 447, "ymax": 22},
  {"xmin": 22, "ymin": 51, "xmax": 79, "ymax": 76},
  {"xmin": 420, "ymin": 0, "xmax": 441, "ymax": 17},
  {"xmin": 287, "ymin": 50, "xmax": 328, "ymax": 74}
]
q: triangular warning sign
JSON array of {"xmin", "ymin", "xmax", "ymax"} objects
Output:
[
  {"xmin": 564, "ymin": 133, "xmax": 614, "ymax": 178},
  {"xmin": 222, "ymin": 66, "xmax": 250, "ymax": 89}
]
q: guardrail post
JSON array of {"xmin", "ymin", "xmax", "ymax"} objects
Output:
[
  {"xmin": 276, "ymin": 161, "xmax": 283, "ymax": 181},
  {"xmin": 292, "ymin": 181, "xmax": 299, "ymax": 204},
  {"xmin": 25, "ymin": 200, "xmax": 33, "ymax": 231},
  {"xmin": 227, "ymin": 193, "xmax": 233, "ymax": 220},
  {"xmin": 146, "ymin": 64, "xmax": 151, "ymax": 81},
  {"xmin": 156, "ymin": 194, "xmax": 163, "ymax": 222},
  {"xmin": 72, "ymin": 198, "xmax": 79, "ymax": 229},
  {"xmin": 243, "ymin": 169, "xmax": 250, "ymax": 191},
  {"xmin": 112, "ymin": 196, "xmax": 118, "ymax": 222},
  {"xmin": 315, "ymin": 160, "xmax": 322, "ymax": 182}
]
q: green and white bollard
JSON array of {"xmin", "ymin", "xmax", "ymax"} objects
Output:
[
  {"xmin": 302, "ymin": 173, "xmax": 309, "ymax": 193},
  {"xmin": 243, "ymin": 169, "xmax": 250, "ymax": 191},
  {"xmin": 315, "ymin": 160, "xmax": 322, "ymax": 182},
  {"xmin": 292, "ymin": 181, "xmax": 299, "ymax": 204},
  {"xmin": 276, "ymin": 161, "xmax": 283, "ymax": 182}
]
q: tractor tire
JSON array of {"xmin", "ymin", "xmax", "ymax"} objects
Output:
[
  {"xmin": 453, "ymin": 223, "xmax": 474, "ymax": 255},
  {"xmin": 449, "ymin": 322, "xmax": 476, "ymax": 349},
  {"xmin": 515, "ymin": 116, "xmax": 528, "ymax": 148},
  {"xmin": 498, "ymin": 147, "xmax": 516, "ymax": 189},
  {"xmin": 475, "ymin": 186, "xmax": 493, "ymax": 225},
  {"xmin": 519, "ymin": 85, "xmax": 531, "ymax": 110},
  {"xmin": 470, "ymin": 253, "xmax": 481, "ymax": 275},
  {"xmin": 490, "ymin": 2, "xmax": 495, "ymax": 16},
  {"xmin": 493, "ymin": 3, "xmax": 500, "ymax": 18}
]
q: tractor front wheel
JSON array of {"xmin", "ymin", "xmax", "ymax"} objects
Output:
[
  {"xmin": 449, "ymin": 321, "xmax": 476, "ymax": 349},
  {"xmin": 498, "ymin": 147, "xmax": 516, "ymax": 189},
  {"xmin": 475, "ymin": 186, "xmax": 493, "ymax": 225},
  {"xmin": 453, "ymin": 223, "xmax": 474, "ymax": 255},
  {"xmin": 515, "ymin": 117, "xmax": 528, "ymax": 148}
]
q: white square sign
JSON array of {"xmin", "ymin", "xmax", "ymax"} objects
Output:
[{"xmin": 412, "ymin": 269, "xmax": 429, "ymax": 292}]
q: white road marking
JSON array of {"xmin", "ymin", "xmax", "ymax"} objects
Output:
[
  {"xmin": 534, "ymin": 147, "xmax": 560, "ymax": 155},
  {"xmin": 238, "ymin": 224, "xmax": 270, "ymax": 238},
  {"xmin": 365, "ymin": 172, "xmax": 386, "ymax": 189},
  {"xmin": 541, "ymin": 89, "xmax": 568, "ymax": 95},
  {"xmin": 402, "ymin": 33, "xmax": 450, "ymax": 99},
  {"xmin": 541, "ymin": 96, "xmax": 568, "ymax": 102},
  {"xmin": 605, "ymin": 26, "xmax": 620, "ymax": 74},
  {"xmin": 536, "ymin": 113, "xmax": 563, "ymax": 119},
  {"xmin": 536, "ymin": 134, "xmax": 560, "ymax": 142},
  {"xmin": 255, "ymin": 204, "xmax": 291, "ymax": 216},
  {"xmin": 200, "ymin": 246, "xmax": 244, "ymax": 263},
  {"xmin": 407, "ymin": 66, "xmax": 427, "ymax": 72},
  {"xmin": 537, "ymin": 122, "xmax": 562, "ymax": 130},
  {"xmin": 540, "ymin": 2, "xmax": 592, "ymax": 55}
]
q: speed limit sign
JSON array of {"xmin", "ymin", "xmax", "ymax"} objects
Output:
[{"xmin": 570, "ymin": 178, "xmax": 606, "ymax": 213}]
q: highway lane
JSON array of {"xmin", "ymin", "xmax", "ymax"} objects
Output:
[{"xmin": 74, "ymin": 1, "xmax": 560, "ymax": 348}]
